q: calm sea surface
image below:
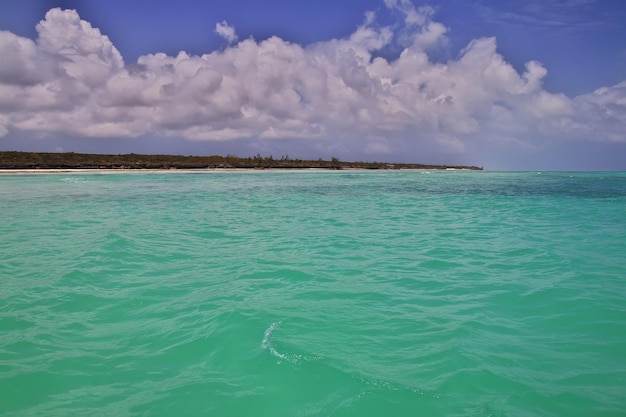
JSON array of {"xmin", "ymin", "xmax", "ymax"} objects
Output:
[{"xmin": 1, "ymin": 170, "xmax": 625, "ymax": 417}]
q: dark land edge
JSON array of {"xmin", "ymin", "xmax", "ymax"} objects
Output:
[{"xmin": 0, "ymin": 151, "xmax": 482, "ymax": 171}]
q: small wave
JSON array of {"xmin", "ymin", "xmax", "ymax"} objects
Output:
[
  {"xmin": 262, "ymin": 321, "xmax": 289, "ymax": 362},
  {"xmin": 61, "ymin": 177, "xmax": 87, "ymax": 184},
  {"xmin": 261, "ymin": 321, "xmax": 320, "ymax": 364},
  {"xmin": 360, "ymin": 376, "xmax": 439, "ymax": 400}
]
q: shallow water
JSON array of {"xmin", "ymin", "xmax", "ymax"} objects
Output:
[{"xmin": 1, "ymin": 170, "xmax": 625, "ymax": 416}]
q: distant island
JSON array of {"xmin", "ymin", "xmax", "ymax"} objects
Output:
[{"xmin": 0, "ymin": 151, "xmax": 482, "ymax": 171}]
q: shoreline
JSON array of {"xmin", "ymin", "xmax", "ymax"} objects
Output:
[
  {"xmin": 0, "ymin": 151, "xmax": 483, "ymax": 172},
  {"xmin": 0, "ymin": 167, "xmax": 480, "ymax": 175}
]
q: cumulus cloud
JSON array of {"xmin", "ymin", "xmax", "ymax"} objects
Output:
[
  {"xmin": 569, "ymin": 81, "xmax": 626, "ymax": 142},
  {"xmin": 215, "ymin": 20, "xmax": 238, "ymax": 44},
  {"xmin": 0, "ymin": 4, "xmax": 624, "ymax": 161}
]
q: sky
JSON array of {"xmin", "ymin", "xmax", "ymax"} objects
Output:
[{"xmin": 1, "ymin": 0, "xmax": 625, "ymax": 170}]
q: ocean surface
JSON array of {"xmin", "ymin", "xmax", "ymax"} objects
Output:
[{"xmin": 1, "ymin": 170, "xmax": 625, "ymax": 417}]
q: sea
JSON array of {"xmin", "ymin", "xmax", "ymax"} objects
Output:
[{"xmin": 1, "ymin": 170, "xmax": 625, "ymax": 417}]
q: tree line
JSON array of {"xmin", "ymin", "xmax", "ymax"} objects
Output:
[{"xmin": 0, "ymin": 151, "xmax": 482, "ymax": 171}]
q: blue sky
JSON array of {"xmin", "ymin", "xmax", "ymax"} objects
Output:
[{"xmin": 1, "ymin": 0, "xmax": 625, "ymax": 169}]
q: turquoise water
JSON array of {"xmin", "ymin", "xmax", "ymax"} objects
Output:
[{"xmin": 1, "ymin": 170, "xmax": 625, "ymax": 417}]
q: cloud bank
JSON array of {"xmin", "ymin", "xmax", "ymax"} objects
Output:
[{"xmin": 0, "ymin": 4, "xmax": 624, "ymax": 166}]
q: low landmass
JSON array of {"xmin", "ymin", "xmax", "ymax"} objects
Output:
[{"xmin": 0, "ymin": 151, "xmax": 482, "ymax": 171}]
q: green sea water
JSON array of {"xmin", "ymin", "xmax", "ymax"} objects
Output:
[{"xmin": 1, "ymin": 170, "xmax": 625, "ymax": 417}]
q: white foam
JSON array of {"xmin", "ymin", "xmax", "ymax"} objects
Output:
[
  {"xmin": 261, "ymin": 321, "xmax": 322, "ymax": 364},
  {"xmin": 62, "ymin": 177, "xmax": 87, "ymax": 183},
  {"xmin": 262, "ymin": 321, "xmax": 288, "ymax": 361}
]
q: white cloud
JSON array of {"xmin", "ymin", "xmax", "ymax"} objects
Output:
[
  {"xmin": 0, "ymin": 4, "xmax": 625, "ymax": 162},
  {"xmin": 569, "ymin": 81, "xmax": 626, "ymax": 142},
  {"xmin": 215, "ymin": 20, "xmax": 238, "ymax": 44},
  {"xmin": 504, "ymin": 1, "xmax": 602, "ymax": 27}
]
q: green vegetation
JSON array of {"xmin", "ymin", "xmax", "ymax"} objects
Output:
[{"xmin": 0, "ymin": 151, "xmax": 482, "ymax": 171}]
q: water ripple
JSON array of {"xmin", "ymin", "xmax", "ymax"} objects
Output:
[{"xmin": 1, "ymin": 171, "xmax": 625, "ymax": 416}]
